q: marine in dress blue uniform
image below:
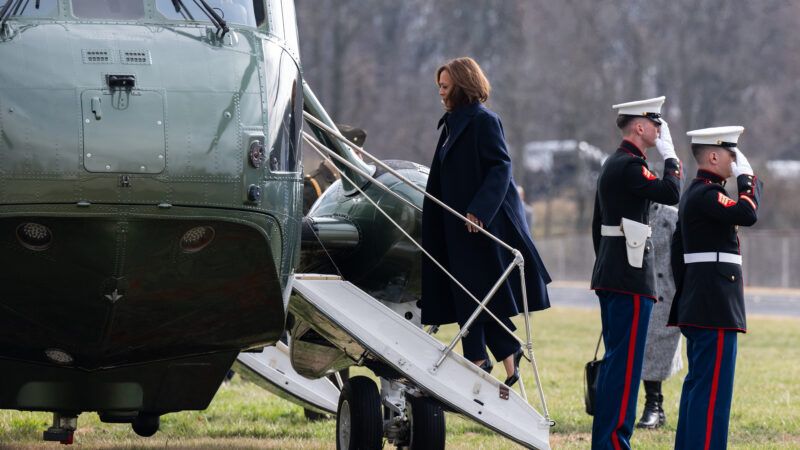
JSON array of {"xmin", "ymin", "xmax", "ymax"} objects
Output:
[
  {"xmin": 668, "ymin": 126, "xmax": 763, "ymax": 450},
  {"xmin": 590, "ymin": 97, "xmax": 682, "ymax": 450}
]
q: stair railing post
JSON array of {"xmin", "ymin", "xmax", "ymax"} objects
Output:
[{"xmin": 433, "ymin": 259, "xmax": 518, "ymax": 370}]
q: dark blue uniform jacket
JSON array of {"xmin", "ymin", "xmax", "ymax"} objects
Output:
[
  {"xmin": 591, "ymin": 140, "xmax": 682, "ymax": 299},
  {"xmin": 668, "ymin": 170, "xmax": 763, "ymax": 332},
  {"xmin": 419, "ymin": 102, "xmax": 551, "ymax": 325}
]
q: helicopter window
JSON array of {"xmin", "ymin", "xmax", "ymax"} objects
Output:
[
  {"xmin": 268, "ymin": 68, "xmax": 302, "ymax": 174},
  {"xmin": 72, "ymin": 0, "xmax": 144, "ymax": 19},
  {"xmin": 156, "ymin": 0, "xmax": 263, "ymax": 28},
  {"xmin": 0, "ymin": 0, "xmax": 57, "ymax": 17}
]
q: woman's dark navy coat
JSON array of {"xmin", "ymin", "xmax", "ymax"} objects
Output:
[{"xmin": 419, "ymin": 102, "xmax": 551, "ymax": 326}]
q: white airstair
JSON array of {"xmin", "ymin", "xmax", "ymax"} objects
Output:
[
  {"xmin": 289, "ymin": 274, "xmax": 551, "ymax": 450},
  {"xmin": 256, "ymin": 84, "xmax": 554, "ymax": 449}
]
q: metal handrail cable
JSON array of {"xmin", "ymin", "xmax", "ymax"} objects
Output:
[
  {"xmin": 302, "ymin": 132, "xmax": 520, "ymax": 343},
  {"xmin": 304, "ymin": 112, "xmax": 515, "ymax": 253},
  {"xmin": 302, "ymin": 111, "xmax": 552, "ymax": 423}
]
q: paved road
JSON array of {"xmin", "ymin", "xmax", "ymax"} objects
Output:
[{"xmin": 550, "ymin": 282, "xmax": 800, "ymax": 318}]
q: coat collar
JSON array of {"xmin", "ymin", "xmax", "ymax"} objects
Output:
[
  {"xmin": 618, "ymin": 139, "xmax": 646, "ymax": 159},
  {"xmin": 438, "ymin": 102, "xmax": 483, "ymax": 161},
  {"xmin": 696, "ymin": 169, "xmax": 727, "ymax": 186}
]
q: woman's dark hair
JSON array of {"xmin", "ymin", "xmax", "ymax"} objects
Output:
[{"xmin": 436, "ymin": 57, "xmax": 491, "ymax": 109}]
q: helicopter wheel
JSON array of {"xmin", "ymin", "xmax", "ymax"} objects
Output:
[
  {"xmin": 131, "ymin": 413, "xmax": 160, "ymax": 437},
  {"xmin": 336, "ymin": 376, "xmax": 382, "ymax": 450},
  {"xmin": 406, "ymin": 395, "xmax": 445, "ymax": 450}
]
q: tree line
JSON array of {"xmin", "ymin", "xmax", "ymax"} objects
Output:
[{"xmin": 295, "ymin": 0, "xmax": 800, "ymax": 231}]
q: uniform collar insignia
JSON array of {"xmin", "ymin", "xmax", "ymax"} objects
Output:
[
  {"xmin": 619, "ymin": 139, "xmax": 646, "ymax": 159},
  {"xmin": 696, "ymin": 169, "xmax": 726, "ymax": 186}
]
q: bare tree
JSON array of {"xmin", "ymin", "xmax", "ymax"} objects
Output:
[{"xmin": 295, "ymin": 0, "xmax": 800, "ymax": 230}]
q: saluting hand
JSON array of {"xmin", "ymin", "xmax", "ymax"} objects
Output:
[
  {"xmin": 731, "ymin": 147, "xmax": 754, "ymax": 177},
  {"xmin": 655, "ymin": 119, "xmax": 678, "ymax": 161},
  {"xmin": 465, "ymin": 213, "xmax": 484, "ymax": 233}
]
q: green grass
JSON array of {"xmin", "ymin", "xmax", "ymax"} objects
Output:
[{"xmin": 1, "ymin": 307, "xmax": 798, "ymax": 449}]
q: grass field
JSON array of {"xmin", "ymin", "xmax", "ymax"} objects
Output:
[{"xmin": 1, "ymin": 306, "xmax": 798, "ymax": 449}]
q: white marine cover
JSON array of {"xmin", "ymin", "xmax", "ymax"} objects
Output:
[
  {"xmin": 612, "ymin": 96, "xmax": 665, "ymax": 117},
  {"xmin": 687, "ymin": 126, "xmax": 744, "ymax": 146}
]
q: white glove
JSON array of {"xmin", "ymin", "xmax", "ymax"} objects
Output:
[
  {"xmin": 655, "ymin": 120, "xmax": 678, "ymax": 160},
  {"xmin": 731, "ymin": 147, "xmax": 753, "ymax": 177}
]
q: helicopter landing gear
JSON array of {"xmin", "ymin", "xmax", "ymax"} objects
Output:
[
  {"xmin": 131, "ymin": 413, "xmax": 160, "ymax": 437},
  {"xmin": 381, "ymin": 378, "xmax": 445, "ymax": 450},
  {"xmin": 336, "ymin": 376, "xmax": 383, "ymax": 450},
  {"xmin": 335, "ymin": 376, "xmax": 447, "ymax": 450},
  {"xmin": 43, "ymin": 412, "xmax": 78, "ymax": 445},
  {"xmin": 405, "ymin": 394, "xmax": 446, "ymax": 449}
]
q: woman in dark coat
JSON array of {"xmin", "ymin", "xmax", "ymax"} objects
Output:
[{"xmin": 419, "ymin": 57, "xmax": 552, "ymax": 386}]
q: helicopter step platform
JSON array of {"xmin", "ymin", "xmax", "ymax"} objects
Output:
[
  {"xmin": 234, "ymin": 342, "xmax": 340, "ymax": 415},
  {"xmin": 289, "ymin": 274, "xmax": 551, "ymax": 450}
]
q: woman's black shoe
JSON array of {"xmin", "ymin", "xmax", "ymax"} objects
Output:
[
  {"xmin": 504, "ymin": 349, "xmax": 525, "ymax": 387},
  {"xmin": 504, "ymin": 370, "xmax": 520, "ymax": 387},
  {"xmin": 479, "ymin": 359, "xmax": 494, "ymax": 374}
]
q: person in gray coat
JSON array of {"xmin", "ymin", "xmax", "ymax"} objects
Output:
[{"xmin": 636, "ymin": 202, "xmax": 683, "ymax": 429}]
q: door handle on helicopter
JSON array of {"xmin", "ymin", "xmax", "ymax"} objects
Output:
[{"xmin": 91, "ymin": 97, "xmax": 102, "ymax": 120}]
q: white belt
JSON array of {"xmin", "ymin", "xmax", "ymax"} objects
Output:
[
  {"xmin": 683, "ymin": 252, "xmax": 742, "ymax": 265},
  {"xmin": 600, "ymin": 224, "xmax": 652, "ymax": 238}
]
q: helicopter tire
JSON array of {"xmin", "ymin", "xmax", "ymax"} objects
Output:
[
  {"xmin": 407, "ymin": 395, "xmax": 446, "ymax": 450},
  {"xmin": 336, "ymin": 376, "xmax": 382, "ymax": 450},
  {"xmin": 131, "ymin": 413, "xmax": 160, "ymax": 437}
]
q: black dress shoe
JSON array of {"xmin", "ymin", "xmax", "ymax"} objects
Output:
[
  {"xmin": 478, "ymin": 360, "xmax": 494, "ymax": 374},
  {"xmin": 503, "ymin": 349, "xmax": 525, "ymax": 387},
  {"xmin": 504, "ymin": 370, "xmax": 519, "ymax": 387}
]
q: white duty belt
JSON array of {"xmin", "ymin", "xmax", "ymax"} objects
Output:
[
  {"xmin": 683, "ymin": 252, "xmax": 742, "ymax": 265},
  {"xmin": 600, "ymin": 225, "xmax": 652, "ymax": 238},
  {"xmin": 600, "ymin": 218, "xmax": 652, "ymax": 268}
]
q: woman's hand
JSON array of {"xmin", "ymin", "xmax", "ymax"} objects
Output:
[{"xmin": 465, "ymin": 213, "xmax": 484, "ymax": 233}]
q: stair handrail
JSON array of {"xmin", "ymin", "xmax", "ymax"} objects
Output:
[{"xmin": 302, "ymin": 106, "xmax": 552, "ymax": 425}]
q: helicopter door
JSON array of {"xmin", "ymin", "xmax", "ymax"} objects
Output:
[{"xmin": 80, "ymin": 89, "xmax": 166, "ymax": 174}]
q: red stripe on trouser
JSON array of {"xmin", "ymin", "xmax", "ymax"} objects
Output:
[
  {"xmin": 704, "ymin": 330, "xmax": 725, "ymax": 450},
  {"xmin": 611, "ymin": 295, "xmax": 641, "ymax": 450}
]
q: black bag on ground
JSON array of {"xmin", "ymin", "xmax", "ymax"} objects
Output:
[{"xmin": 584, "ymin": 333, "xmax": 603, "ymax": 416}]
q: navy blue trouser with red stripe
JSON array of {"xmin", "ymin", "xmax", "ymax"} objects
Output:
[
  {"xmin": 592, "ymin": 291, "xmax": 653, "ymax": 450},
  {"xmin": 675, "ymin": 327, "xmax": 738, "ymax": 450}
]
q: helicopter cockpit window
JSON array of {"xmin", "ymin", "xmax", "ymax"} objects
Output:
[
  {"xmin": 156, "ymin": 0, "xmax": 263, "ymax": 28},
  {"xmin": 268, "ymin": 75, "xmax": 302, "ymax": 173},
  {"xmin": 0, "ymin": 0, "xmax": 57, "ymax": 17},
  {"xmin": 72, "ymin": 0, "xmax": 144, "ymax": 19}
]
